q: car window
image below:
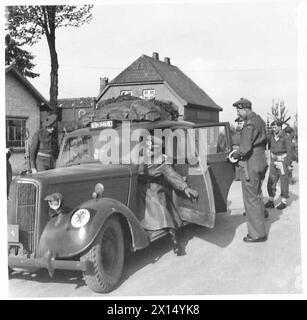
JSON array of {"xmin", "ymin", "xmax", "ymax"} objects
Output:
[
  {"xmin": 195, "ymin": 125, "xmax": 230, "ymax": 154},
  {"xmin": 61, "ymin": 135, "xmax": 95, "ymax": 165}
]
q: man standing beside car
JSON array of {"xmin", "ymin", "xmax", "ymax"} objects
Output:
[
  {"xmin": 229, "ymin": 98, "xmax": 268, "ymax": 243},
  {"xmin": 30, "ymin": 114, "xmax": 58, "ymax": 172}
]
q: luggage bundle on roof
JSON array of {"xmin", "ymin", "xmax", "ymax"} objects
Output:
[{"xmin": 94, "ymin": 95, "xmax": 179, "ymax": 122}]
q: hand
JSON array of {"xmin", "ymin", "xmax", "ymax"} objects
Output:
[
  {"xmin": 31, "ymin": 168, "xmax": 37, "ymax": 173},
  {"xmin": 227, "ymin": 150, "xmax": 240, "ymax": 163},
  {"xmin": 184, "ymin": 187, "xmax": 199, "ymax": 200}
]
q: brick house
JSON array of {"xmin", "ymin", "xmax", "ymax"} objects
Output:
[
  {"xmin": 57, "ymin": 97, "xmax": 96, "ymax": 133},
  {"xmin": 96, "ymin": 52, "xmax": 222, "ymax": 123},
  {"xmin": 5, "ymin": 65, "xmax": 51, "ymax": 174}
]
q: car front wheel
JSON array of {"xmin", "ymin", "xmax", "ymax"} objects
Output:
[{"xmin": 81, "ymin": 216, "xmax": 124, "ymax": 293}]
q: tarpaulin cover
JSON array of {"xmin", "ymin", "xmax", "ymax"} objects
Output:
[{"xmin": 94, "ymin": 95, "xmax": 179, "ymax": 122}]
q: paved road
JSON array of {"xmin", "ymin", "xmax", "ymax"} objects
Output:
[{"xmin": 8, "ymin": 163, "xmax": 301, "ymax": 297}]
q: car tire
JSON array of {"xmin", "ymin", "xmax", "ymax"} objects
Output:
[{"xmin": 81, "ymin": 216, "xmax": 125, "ymax": 293}]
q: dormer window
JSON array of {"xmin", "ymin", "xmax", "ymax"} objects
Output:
[
  {"xmin": 120, "ymin": 90, "xmax": 132, "ymax": 96},
  {"xmin": 142, "ymin": 89, "xmax": 155, "ymax": 100}
]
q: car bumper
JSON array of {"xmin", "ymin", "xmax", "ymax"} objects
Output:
[{"xmin": 8, "ymin": 255, "xmax": 92, "ymax": 277}]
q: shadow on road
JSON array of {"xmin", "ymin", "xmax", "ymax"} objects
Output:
[{"xmin": 9, "ymin": 268, "xmax": 86, "ymax": 290}]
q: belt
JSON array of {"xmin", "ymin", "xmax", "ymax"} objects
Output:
[
  {"xmin": 37, "ymin": 152, "xmax": 53, "ymax": 158},
  {"xmin": 271, "ymin": 153, "xmax": 287, "ymax": 161}
]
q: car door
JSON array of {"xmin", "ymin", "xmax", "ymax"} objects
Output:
[{"xmin": 171, "ymin": 122, "xmax": 235, "ymax": 228}]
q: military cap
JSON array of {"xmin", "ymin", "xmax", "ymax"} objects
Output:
[
  {"xmin": 44, "ymin": 192, "xmax": 63, "ymax": 202},
  {"xmin": 233, "ymin": 98, "xmax": 252, "ymax": 109},
  {"xmin": 235, "ymin": 116, "xmax": 244, "ymax": 122},
  {"xmin": 42, "ymin": 114, "xmax": 57, "ymax": 128},
  {"xmin": 285, "ymin": 126, "xmax": 293, "ymax": 133},
  {"xmin": 271, "ymin": 119, "xmax": 283, "ymax": 127}
]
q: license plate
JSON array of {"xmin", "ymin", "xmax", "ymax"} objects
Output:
[{"xmin": 8, "ymin": 224, "xmax": 19, "ymax": 243}]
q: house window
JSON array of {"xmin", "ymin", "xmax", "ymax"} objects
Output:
[
  {"xmin": 6, "ymin": 117, "xmax": 27, "ymax": 148},
  {"xmin": 142, "ymin": 89, "xmax": 155, "ymax": 100},
  {"xmin": 120, "ymin": 90, "xmax": 132, "ymax": 96}
]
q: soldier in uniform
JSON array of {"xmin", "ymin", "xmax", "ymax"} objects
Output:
[
  {"xmin": 137, "ymin": 135, "xmax": 199, "ymax": 255},
  {"xmin": 284, "ymin": 126, "xmax": 297, "ymax": 184},
  {"xmin": 30, "ymin": 114, "xmax": 58, "ymax": 173},
  {"xmin": 265, "ymin": 120, "xmax": 293, "ymax": 209},
  {"xmin": 230, "ymin": 98, "xmax": 268, "ymax": 242}
]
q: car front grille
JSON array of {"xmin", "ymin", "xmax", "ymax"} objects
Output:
[{"xmin": 16, "ymin": 182, "xmax": 37, "ymax": 254}]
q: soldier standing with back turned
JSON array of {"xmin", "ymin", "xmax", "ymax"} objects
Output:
[
  {"xmin": 229, "ymin": 98, "xmax": 268, "ymax": 242},
  {"xmin": 30, "ymin": 114, "xmax": 58, "ymax": 173}
]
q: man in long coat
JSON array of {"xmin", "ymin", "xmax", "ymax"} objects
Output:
[
  {"xmin": 230, "ymin": 98, "xmax": 268, "ymax": 242},
  {"xmin": 137, "ymin": 135, "xmax": 198, "ymax": 255}
]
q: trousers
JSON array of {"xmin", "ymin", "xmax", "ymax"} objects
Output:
[
  {"xmin": 267, "ymin": 161, "xmax": 289, "ymax": 199},
  {"xmin": 241, "ymin": 152, "xmax": 268, "ymax": 238}
]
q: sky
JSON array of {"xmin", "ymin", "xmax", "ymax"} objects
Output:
[{"xmin": 13, "ymin": 0, "xmax": 298, "ymax": 125}]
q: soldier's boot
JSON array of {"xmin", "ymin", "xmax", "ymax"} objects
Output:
[
  {"xmin": 169, "ymin": 229, "xmax": 185, "ymax": 256},
  {"xmin": 265, "ymin": 200, "xmax": 275, "ymax": 208},
  {"xmin": 276, "ymin": 198, "xmax": 287, "ymax": 210}
]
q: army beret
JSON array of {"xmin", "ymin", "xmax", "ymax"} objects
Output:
[
  {"xmin": 44, "ymin": 193, "xmax": 63, "ymax": 202},
  {"xmin": 42, "ymin": 114, "xmax": 57, "ymax": 128},
  {"xmin": 233, "ymin": 98, "xmax": 252, "ymax": 109},
  {"xmin": 235, "ymin": 116, "xmax": 244, "ymax": 122},
  {"xmin": 271, "ymin": 120, "xmax": 283, "ymax": 127}
]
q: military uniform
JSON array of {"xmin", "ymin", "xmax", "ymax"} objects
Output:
[
  {"xmin": 137, "ymin": 161, "xmax": 188, "ymax": 231},
  {"xmin": 231, "ymin": 98, "xmax": 268, "ymax": 240},
  {"xmin": 266, "ymin": 121, "xmax": 292, "ymax": 209},
  {"xmin": 136, "ymin": 136, "xmax": 198, "ymax": 255},
  {"xmin": 30, "ymin": 114, "xmax": 58, "ymax": 172}
]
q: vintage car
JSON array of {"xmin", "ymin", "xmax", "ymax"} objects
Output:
[{"xmin": 7, "ymin": 119, "xmax": 235, "ymax": 293}]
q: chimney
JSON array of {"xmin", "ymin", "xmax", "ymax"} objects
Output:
[
  {"xmin": 152, "ymin": 52, "xmax": 159, "ymax": 60},
  {"xmin": 164, "ymin": 57, "xmax": 171, "ymax": 65},
  {"xmin": 100, "ymin": 77, "xmax": 109, "ymax": 93}
]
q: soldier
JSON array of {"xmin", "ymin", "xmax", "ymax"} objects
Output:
[
  {"xmin": 284, "ymin": 126, "xmax": 297, "ymax": 184},
  {"xmin": 265, "ymin": 120, "xmax": 293, "ymax": 209},
  {"xmin": 229, "ymin": 98, "xmax": 268, "ymax": 242},
  {"xmin": 137, "ymin": 135, "xmax": 199, "ymax": 255},
  {"xmin": 30, "ymin": 114, "xmax": 58, "ymax": 173}
]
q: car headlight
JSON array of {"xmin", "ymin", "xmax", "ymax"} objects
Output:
[
  {"xmin": 44, "ymin": 193, "xmax": 63, "ymax": 211},
  {"xmin": 71, "ymin": 209, "xmax": 90, "ymax": 228}
]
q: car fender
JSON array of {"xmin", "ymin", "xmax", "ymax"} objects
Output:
[{"xmin": 38, "ymin": 197, "xmax": 150, "ymax": 259}]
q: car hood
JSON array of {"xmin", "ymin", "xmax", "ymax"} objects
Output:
[{"xmin": 25, "ymin": 163, "xmax": 132, "ymax": 184}]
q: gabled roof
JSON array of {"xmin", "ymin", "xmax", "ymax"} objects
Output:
[
  {"xmin": 58, "ymin": 97, "xmax": 96, "ymax": 109},
  {"xmin": 5, "ymin": 65, "xmax": 51, "ymax": 110},
  {"xmin": 98, "ymin": 54, "xmax": 222, "ymax": 111}
]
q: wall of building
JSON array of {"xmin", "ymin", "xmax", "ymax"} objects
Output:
[
  {"xmin": 5, "ymin": 73, "xmax": 41, "ymax": 174},
  {"xmin": 100, "ymin": 83, "xmax": 185, "ymax": 117}
]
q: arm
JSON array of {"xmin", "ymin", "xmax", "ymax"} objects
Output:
[
  {"xmin": 285, "ymin": 135, "xmax": 295, "ymax": 166},
  {"xmin": 231, "ymin": 124, "xmax": 255, "ymax": 160},
  {"xmin": 159, "ymin": 164, "xmax": 198, "ymax": 199}
]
